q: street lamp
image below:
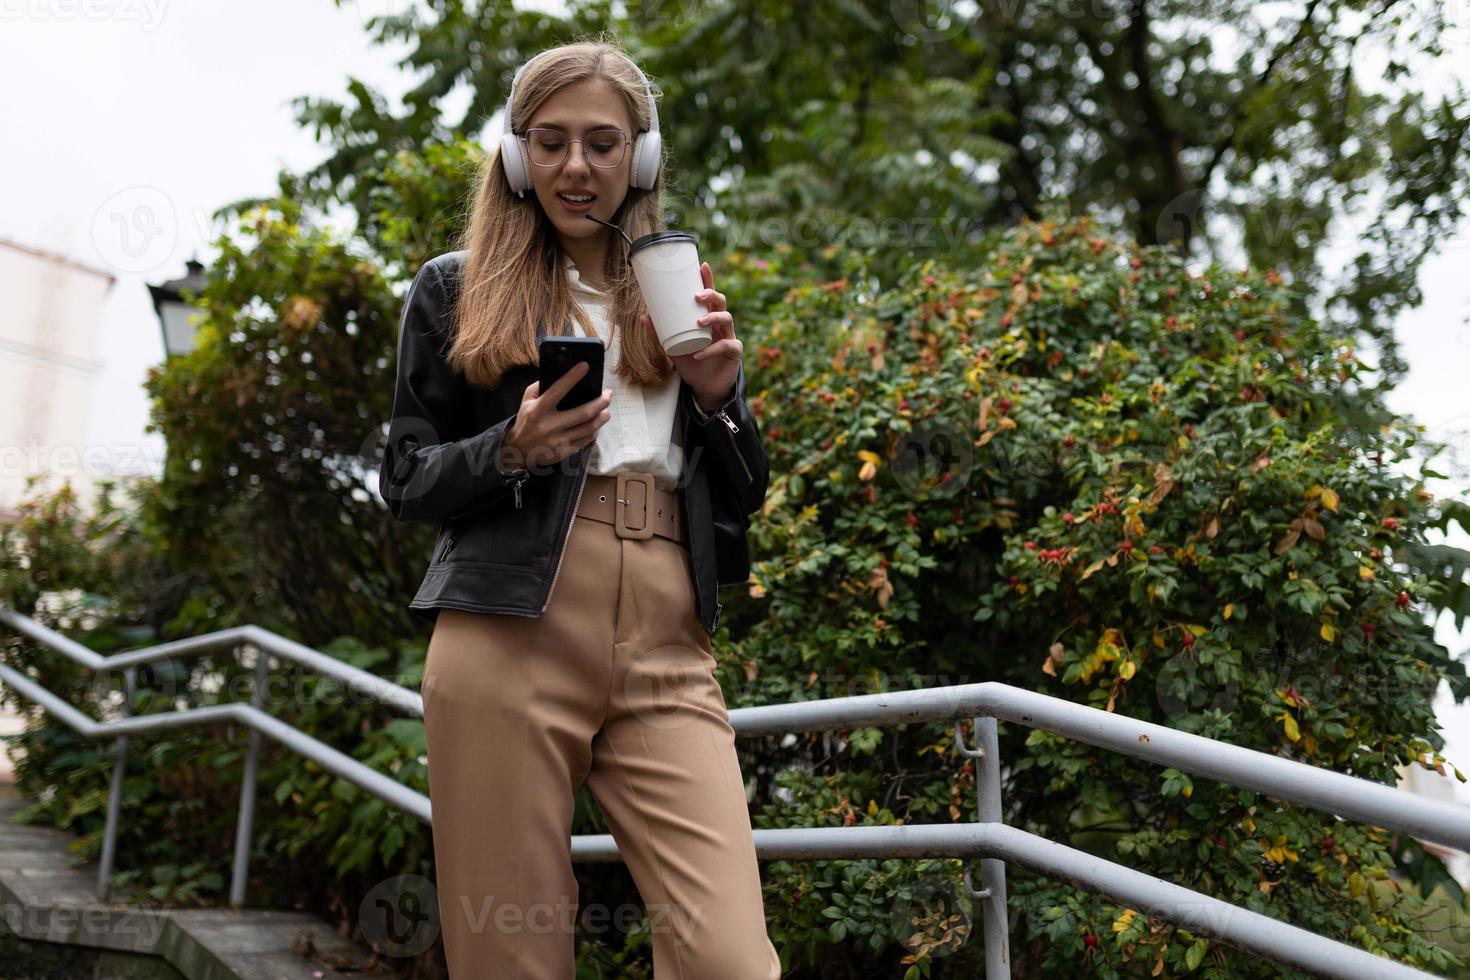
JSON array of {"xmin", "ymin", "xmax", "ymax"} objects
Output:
[{"xmin": 148, "ymin": 257, "xmax": 207, "ymax": 358}]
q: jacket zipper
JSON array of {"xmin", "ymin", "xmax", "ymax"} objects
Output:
[
  {"xmin": 713, "ymin": 409, "xmax": 755, "ymax": 483},
  {"xmin": 440, "ymin": 528, "xmax": 460, "ymax": 562},
  {"xmin": 541, "ymin": 446, "xmax": 589, "ymax": 614}
]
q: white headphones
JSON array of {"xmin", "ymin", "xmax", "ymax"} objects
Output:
[{"xmin": 498, "ymin": 49, "xmax": 663, "ymax": 199}]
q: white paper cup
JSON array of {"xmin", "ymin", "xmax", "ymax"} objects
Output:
[{"xmin": 628, "ymin": 231, "xmax": 713, "ymax": 357}]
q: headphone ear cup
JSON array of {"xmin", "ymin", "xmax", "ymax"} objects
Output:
[
  {"xmin": 500, "ymin": 131, "xmax": 530, "ymax": 197},
  {"xmin": 629, "ymin": 131, "xmax": 662, "ymax": 190}
]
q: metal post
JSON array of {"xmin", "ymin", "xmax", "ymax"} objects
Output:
[
  {"xmin": 958, "ymin": 716, "xmax": 1010, "ymax": 978},
  {"xmin": 97, "ymin": 667, "xmax": 134, "ymax": 902},
  {"xmin": 229, "ymin": 645, "xmax": 269, "ymax": 908}
]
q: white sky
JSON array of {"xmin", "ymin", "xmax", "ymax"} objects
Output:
[{"xmin": 1, "ymin": 2, "xmax": 1468, "ymax": 838}]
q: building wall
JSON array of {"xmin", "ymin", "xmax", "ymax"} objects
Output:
[{"xmin": 0, "ymin": 240, "xmax": 114, "ymax": 521}]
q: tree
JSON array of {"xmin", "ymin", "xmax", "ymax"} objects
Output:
[{"xmin": 279, "ymin": 0, "xmax": 1467, "ymax": 395}]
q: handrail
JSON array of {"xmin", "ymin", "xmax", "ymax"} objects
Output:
[{"xmin": 1, "ymin": 606, "xmax": 1463, "ymax": 979}]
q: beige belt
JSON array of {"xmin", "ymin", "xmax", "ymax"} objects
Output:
[{"xmin": 577, "ymin": 473, "xmax": 684, "ymax": 546}]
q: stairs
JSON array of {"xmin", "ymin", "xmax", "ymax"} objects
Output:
[{"xmin": 0, "ymin": 783, "xmax": 396, "ymax": 980}]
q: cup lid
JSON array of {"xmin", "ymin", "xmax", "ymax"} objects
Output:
[{"xmin": 628, "ymin": 230, "xmax": 698, "ymax": 259}]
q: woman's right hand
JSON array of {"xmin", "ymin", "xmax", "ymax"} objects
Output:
[{"xmin": 500, "ymin": 361, "xmax": 612, "ymax": 472}]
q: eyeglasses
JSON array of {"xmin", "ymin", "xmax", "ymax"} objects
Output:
[{"xmin": 520, "ymin": 127, "xmax": 631, "ymax": 169}]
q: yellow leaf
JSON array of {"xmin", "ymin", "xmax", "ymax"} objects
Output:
[
  {"xmin": 1349, "ymin": 872, "xmax": 1366, "ymax": 897},
  {"xmin": 1112, "ymin": 908, "xmax": 1137, "ymax": 933},
  {"xmin": 1280, "ymin": 713, "xmax": 1301, "ymax": 742},
  {"xmin": 858, "ymin": 461, "xmax": 877, "ymax": 481},
  {"xmin": 1321, "ymin": 488, "xmax": 1339, "ymax": 512},
  {"xmin": 1223, "ymin": 603, "xmax": 1235, "ymax": 620},
  {"xmin": 1081, "ymin": 558, "xmax": 1107, "ymax": 580},
  {"xmin": 1119, "ymin": 660, "xmax": 1137, "ymax": 680},
  {"xmin": 1242, "ymin": 814, "xmax": 1256, "ymax": 833},
  {"xmin": 1358, "ymin": 565, "xmax": 1375, "ymax": 580},
  {"xmin": 857, "ymin": 450, "xmax": 882, "ymax": 465},
  {"xmin": 1320, "ymin": 623, "xmax": 1336, "ymax": 642},
  {"xmin": 1181, "ymin": 783, "xmax": 1193, "ymax": 798}
]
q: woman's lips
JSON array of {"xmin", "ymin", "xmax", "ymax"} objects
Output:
[{"xmin": 557, "ymin": 192, "xmax": 596, "ymax": 214}]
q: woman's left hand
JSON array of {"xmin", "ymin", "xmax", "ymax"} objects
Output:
[{"xmin": 641, "ymin": 261, "xmax": 742, "ymax": 412}]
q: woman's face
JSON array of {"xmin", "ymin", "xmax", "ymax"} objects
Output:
[{"xmin": 524, "ymin": 78, "xmax": 637, "ymax": 245}]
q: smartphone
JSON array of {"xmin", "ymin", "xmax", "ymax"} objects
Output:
[{"xmin": 538, "ymin": 336, "xmax": 606, "ymax": 413}]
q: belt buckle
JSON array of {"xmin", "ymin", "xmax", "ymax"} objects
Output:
[{"xmin": 614, "ymin": 473, "xmax": 656, "ymax": 540}]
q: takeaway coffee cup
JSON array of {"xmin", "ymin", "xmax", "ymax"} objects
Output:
[{"xmin": 628, "ymin": 231, "xmax": 713, "ymax": 357}]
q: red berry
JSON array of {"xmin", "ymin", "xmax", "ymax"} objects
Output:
[
  {"xmin": 1011, "ymin": 273, "xmax": 1024, "ymax": 284},
  {"xmin": 1369, "ymin": 547, "xmax": 1382, "ymax": 560},
  {"xmin": 1321, "ymin": 837, "xmax": 1335, "ymax": 850},
  {"xmin": 906, "ymin": 514, "xmax": 918, "ymax": 527},
  {"xmin": 997, "ymin": 397, "xmax": 1013, "ymax": 412},
  {"xmin": 1001, "ymin": 315, "xmax": 1013, "ymax": 327},
  {"xmin": 1235, "ymin": 330, "xmax": 1246, "ymax": 341},
  {"xmin": 1131, "ymin": 257, "xmax": 1143, "ymax": 269},
  {"xmin": 1363, "ymin": 623, "xmax": 1375, "ymax": 637},
  {"xmin": 1119, "ymin": 541, "xmax": 1133, "ymax": 552},
  {"xmin": 1063, "ymin": 435, "xmax": 1076, "ymax": 447},
  {"xmin": 1024, "ymin": 541, "xmax": 1037, "ymax": 550},
  {"xmin": 1063, "ymin": 513, "xmax": 1074, "ymax": 523},
  {"xmin": 1182, "ymin": 633, "xmax": 1196, "ymax": 647},
  {"xmin": 899, "ymin": 399, "xmax": 911, "ymax": 411},
  {"xmin": 1084, "ymin": 933, "xmax": 1099, "ymax": 949},
  {"xmin": 1383, "ymin": 517, "xmax": 1398, "ymax": 530},
  {"xmin": 924, "ymin": 275, "xmax": 937, "ymax": 286},
  {"xmin": 1009, "ymin": 575, "xmax": 1019, "ymax": 585},
  {"xmin": 978, "ymin": 347, "xmax": 991, "ymax": 358},
  {"xmin": 1397, "ymin": 591, "xmax": 1410, "ymax": 607},
  {"xmin": 1149, "ymin": 545, "xmax": 1163, "ymax": 554}
]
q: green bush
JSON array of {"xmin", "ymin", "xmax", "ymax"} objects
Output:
[{"xmin": 713, "ymin": 216, "xmax": 1468, "ymax": 976}]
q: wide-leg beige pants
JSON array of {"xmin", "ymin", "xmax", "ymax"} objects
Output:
[{"xmin": 420, "ymin": 473, "xmax": 782, "ymax": 979}]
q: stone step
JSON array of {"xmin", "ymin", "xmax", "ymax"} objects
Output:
[{"xmin": 0, "ymin": 782, "xmax": 398, "ymax": 979}]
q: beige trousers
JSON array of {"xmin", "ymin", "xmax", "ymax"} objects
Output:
[{"xmin": 420, "ymin": 473, "xmax": 782, "ymax": 979}]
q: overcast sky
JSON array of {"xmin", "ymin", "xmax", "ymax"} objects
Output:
[{"xmin": 2, "ymin": 3, "xmax": 1468, "ymax": 822}]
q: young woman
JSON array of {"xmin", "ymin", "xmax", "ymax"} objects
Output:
[{"xmin": 378, "ymin": 40, "xmax": 781, "ymax": 978}]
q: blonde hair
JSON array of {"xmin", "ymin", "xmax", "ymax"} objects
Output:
[{"xmin": 447, "ymin": 39, "xmax": 673, "ymax": 392}]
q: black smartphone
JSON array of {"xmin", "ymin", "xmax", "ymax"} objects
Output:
[{"xmin": 538, "ymin": 336, "xmax": 605, "ymax": 413}]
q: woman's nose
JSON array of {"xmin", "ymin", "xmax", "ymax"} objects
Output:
[{"xmin": 563, "ymin": 143, "xmax": 592, "ymax": 176}]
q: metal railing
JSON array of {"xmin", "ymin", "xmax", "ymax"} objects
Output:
[{"xmin": 2, "ymin": 605, "xmax": 1466, "ymax": 979}]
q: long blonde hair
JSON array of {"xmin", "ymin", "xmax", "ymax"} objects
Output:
[{"xmin": 448, "ymin": 39, "xmax": 674, "ymax": 392}]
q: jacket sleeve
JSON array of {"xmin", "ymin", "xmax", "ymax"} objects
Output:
[
  {"xmin": 378, "ymin": 259, "xmax": 524, "ymax": 525},
  {"xmin": 681, "ymin": 358, "xmax": 769, "ymax": 518}
]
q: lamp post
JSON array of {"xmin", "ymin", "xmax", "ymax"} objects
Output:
[{"xmin": 148, "ymin": 257, "xmax": 207, "ymax": 358}]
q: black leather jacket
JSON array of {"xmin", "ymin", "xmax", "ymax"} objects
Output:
[{"xmin": 378, "ymin": 250, "xmax": 769, "ymax": 636}]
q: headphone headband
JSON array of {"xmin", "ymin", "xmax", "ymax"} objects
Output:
[{"xmin": 497, "ymin": 49, "xmax": 662, "ymax": 198}]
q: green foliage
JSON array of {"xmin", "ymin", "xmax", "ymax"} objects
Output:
[
  {"xmin": 292, "ymin": 0, "xmax": 1470, "ymax": 390},
  {"xmin": 712, "ymin": 216, "xmax": 1468, "ymax": 974}
]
